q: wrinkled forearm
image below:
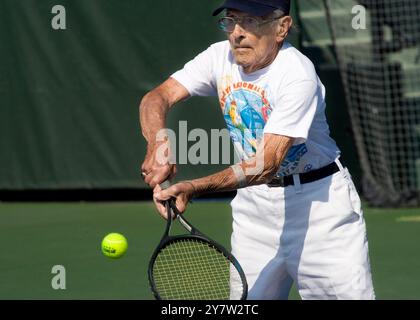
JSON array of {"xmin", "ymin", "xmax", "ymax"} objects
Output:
[
  {"xmin": 188, "ymin": 135, "xmax": 294, "ymax": 196},
  {"xmin": 139, "ymin": 91, "xmax": 170, "ymax": 146},
  {"xmin": 140, "ymin": 78, "xmax": 190, "ymax": 148}
]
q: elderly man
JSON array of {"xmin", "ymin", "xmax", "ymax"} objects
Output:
[{"xmin": 140, "ymin": 0, "xmax": 375, "ymax": 300}]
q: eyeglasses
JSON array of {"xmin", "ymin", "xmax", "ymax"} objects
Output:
[{"xmin": 218, "ymin": 15, "xmax": 283, "ymax": 33}]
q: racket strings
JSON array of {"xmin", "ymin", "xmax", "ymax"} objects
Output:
[{"xmin": 152, "ymin": 238, "xmax": 242, "ymax": 300}]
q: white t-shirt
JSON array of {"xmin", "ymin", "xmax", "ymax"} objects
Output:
[{"xmin": 171, "ymin": 40, "xmax": 340, "ymax": 176}]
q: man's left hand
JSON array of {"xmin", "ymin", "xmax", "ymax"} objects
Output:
[{"xmin": 153, "ymin": 182, "xmax": 195, "ymax": 220}]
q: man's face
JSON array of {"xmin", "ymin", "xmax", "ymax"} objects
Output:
[{"xmin": 225, "ymin": 9, "xmax": 287, "ymax": 73}]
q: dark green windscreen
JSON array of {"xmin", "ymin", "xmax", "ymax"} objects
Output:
[
  {"xmin": 0, "ymin": 0, "xmax": 231, "ymax": 189},
  {"xmin": 1, "ymin": 0, "xmax": 351, "ymax": 190}
]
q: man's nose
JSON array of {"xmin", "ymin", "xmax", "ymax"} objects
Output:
[{"xmin": 231, "ymin": 23, "xmax": 246, "ymax": 41}]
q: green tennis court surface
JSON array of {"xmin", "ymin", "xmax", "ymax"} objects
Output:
[{"xmin": 0, "ymin": 201, "xmax": 419, "ymax": 299}]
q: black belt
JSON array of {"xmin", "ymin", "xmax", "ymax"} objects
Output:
[{"xmin": 267, "ymin": 161, "xmax": 341, "ymax": 188}]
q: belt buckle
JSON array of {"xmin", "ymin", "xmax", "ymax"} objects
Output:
[{"xmin": 267, "ymin": 175, "xmax": 285, "ymax": 187}]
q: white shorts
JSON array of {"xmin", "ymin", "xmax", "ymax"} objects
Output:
[{"xmin": 229, "ymin": 161, "xmax": 375, "ymax": 300}]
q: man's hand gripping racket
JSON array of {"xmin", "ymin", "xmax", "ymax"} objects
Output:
[{"xmin": 148, "ymin": 180, "xmax": 248, "ymax": 300}]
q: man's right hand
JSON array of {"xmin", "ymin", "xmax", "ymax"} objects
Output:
[{"xmin": 141, "ymin": 142, "xmax": 177, "ymax": 189}]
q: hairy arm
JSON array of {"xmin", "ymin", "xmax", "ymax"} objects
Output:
[
  {"xmin": 140, "ymin": 77, "xmax": 190, "ymax": 145},
  {"xmin": 140, "ymin": 77, "xmax": 190, "ymax": 187},
  {"xmin": 191, "ymin": 134, "xmax": 294, "ymax": 194}
]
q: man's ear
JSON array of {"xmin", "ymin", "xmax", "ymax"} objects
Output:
[{"xmin": 276, "ymin": 16, "xmax": 293, "ymax": 42}]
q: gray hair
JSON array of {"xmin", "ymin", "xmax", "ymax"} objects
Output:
[
  {"xmin": 271, "ymin": 9, "xmax": 285, "ymax": 18},
  {"xmin": 270, "ymin": 9, "xmax": 298, "ymax": 34}
]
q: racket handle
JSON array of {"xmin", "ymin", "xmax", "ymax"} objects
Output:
[{"xmin": 160, "ymin": 180, "xmax": 175, "ymax": 220}]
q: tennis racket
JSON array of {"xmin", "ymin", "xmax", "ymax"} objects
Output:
[{"xmin": 148, "ymin": 181, "xmax": 248, "ymax": 300}]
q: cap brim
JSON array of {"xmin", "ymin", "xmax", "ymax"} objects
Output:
[{"xmin": 212, "ymin": 2, "xmax": 276, "ymax": 16}]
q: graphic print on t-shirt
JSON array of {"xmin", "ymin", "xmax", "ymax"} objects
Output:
[
  {"xmin": 277, "ymin": 143, "xmax": 308, "ymax": 176},
  {"xmin": 219, "ymin": 81, "xmax": 307, "ymax": 174},
  {"xmin": 219, "ymin": 82, "xmax": 272, "ymax": 158}
]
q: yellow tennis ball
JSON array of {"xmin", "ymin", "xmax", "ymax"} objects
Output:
[{"xmin": 101, "ymin": 233, "xmax": 128, "ymax": 259}]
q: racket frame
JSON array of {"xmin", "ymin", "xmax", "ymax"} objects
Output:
[{"xmin": 148, "ymin": 200, "xmax": 248, "ymax": 300}]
